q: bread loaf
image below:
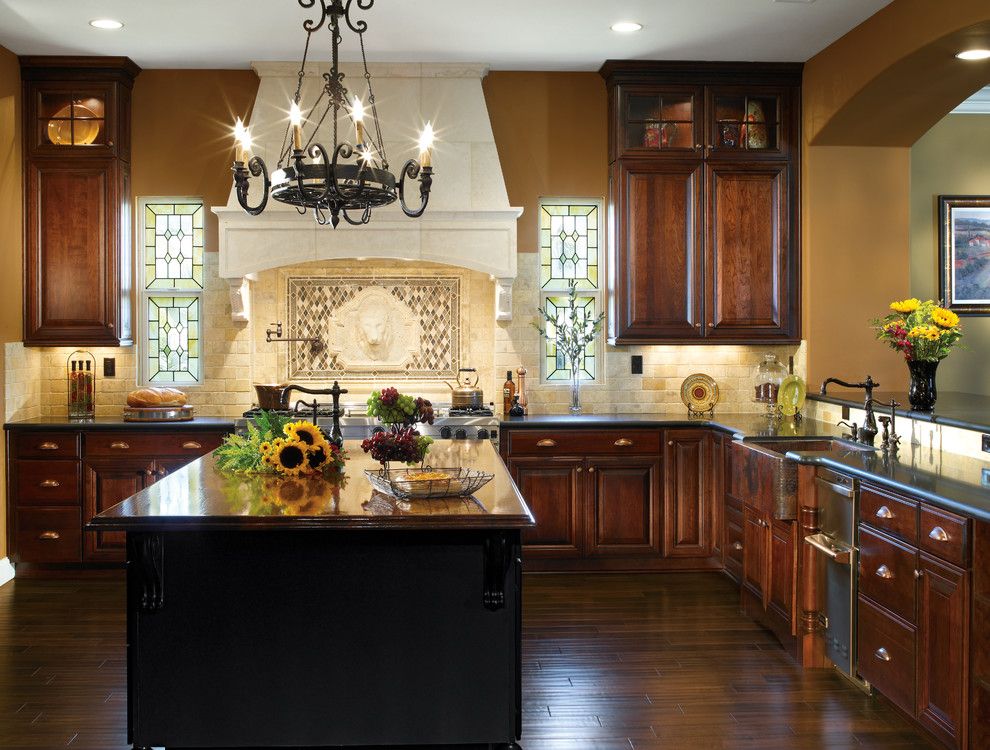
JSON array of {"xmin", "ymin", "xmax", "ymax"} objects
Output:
[{"xmin": 126, "ymin": 387, "xmax": 188, "ymax": 408}]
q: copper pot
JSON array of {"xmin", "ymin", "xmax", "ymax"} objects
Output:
[
  {"xmin": 253, "ymin": 384, "xmax": 290, "ymax": 410},
  {"xmin": 445, "ymin": 368, "xmax": 484, "ymax": 409}
]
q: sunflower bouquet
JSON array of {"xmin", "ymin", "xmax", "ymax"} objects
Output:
[
  {"xmin": 872, "ymin": 298, "xmax": 962, "ymax": 361},
  {"xmin": 214, "ymin": 410, "xmax": 346, "ymax": 477}
]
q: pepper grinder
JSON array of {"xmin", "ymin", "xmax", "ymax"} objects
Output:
[{"xmin": 516, "ymin": 366, "xmax": 528, "ymax": 414}]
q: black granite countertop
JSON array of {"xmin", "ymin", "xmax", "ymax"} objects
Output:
[
  {"xmin": 809, "ymin": 390, "xmax": 990, "ymax": 434},
  {"xmin": 4, "ymin": 416, "xmax": 236, "ymax": 431}
]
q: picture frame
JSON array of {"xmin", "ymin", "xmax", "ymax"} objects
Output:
[{"xmin": 939, "ymin": 195, "xmax": 990, "ymax": 315}]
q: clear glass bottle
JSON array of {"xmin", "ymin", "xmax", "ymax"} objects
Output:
[
  {"xmin": 67, "ymin": 350, "xmax": 96, "ymax": 420},
  {"xmin": 753, "ymin": 353, "xmax": 787, "ymax": 405}
]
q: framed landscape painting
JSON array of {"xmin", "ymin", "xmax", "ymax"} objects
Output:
[{"xmin": 939, "ymin": 195, "xmax": 990, "ymax": 315}]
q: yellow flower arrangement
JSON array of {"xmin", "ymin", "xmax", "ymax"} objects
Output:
[
  {"xmin": 263, "ymin": 438, "xmax": 311, "ymax": 477},
  {"xmin": 284, "ymin": 420, "xmax": 322, "ymax": 446},
  {"xmin": 931, "ymin": 307, "xmax": 960, "ymax": 329},
  {"xmin": 215, "ymin": 412, "xmax": 346, "ymax": 477},
  {"xmin": 872, "ymin": 298, "xmax": 962, "ymax": 362},
  {"xmin": 890, "ymin": 298, "xmax": 920, "ymax": 314}
]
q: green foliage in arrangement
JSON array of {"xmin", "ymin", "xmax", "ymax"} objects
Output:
[{"xmin": 214, "ymin": 410, "xmax": 294, "ymax": 474}]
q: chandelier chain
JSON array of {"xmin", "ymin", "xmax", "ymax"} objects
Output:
[{"xmin": 359, "ymin": 31, "xmax": 388, "ymax": 168}]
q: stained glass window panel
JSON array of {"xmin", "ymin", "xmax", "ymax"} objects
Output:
[
  {"xmin": 544, "ymin": 295, "xmax": 598, "ymax": 382},
  {"xmin": 144, "ymin": 201, "xmax": 204, "ymax": 290},
  {"xmin": 146, "ymin": 296, "xmax": 201, "ymax": 384},
  {"xmin": 540, "ymin": 202, "xmax": 599, "ymax": 290}
]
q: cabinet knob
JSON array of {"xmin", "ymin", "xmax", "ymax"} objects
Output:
[
  {"xmin": 875, "ymin": 505, "xmax": 893, "ymax": 519},
  {"xmin": 536, "ymin": 439, "xmax": 557, "ymax": 448},
  {"xmin": 588, "ymin": 466, "xmax": 596, "ymax": 473},
  {"xmin": 695, "ymin": 143, "xmax": 703, "ymax": 149},
  {"xmin": 707, "ymin": 323, "xmax": 715, "ymax": 328},
  {"xmin": 614, "ymin": 438, "xmax": 633, "ymax": 447},
  {"xmin": 668, "ymin": 440, "xmax": 674, "ymax": 446},
  {"xmin": 731, "ymin": 541, "xmax": 743, "ymax": 551},
  {"xmin": 576, "ymin": 467, "xmax": 583, "ymax": 473},
  {"xmin": 38, "ymin": 531, "xmax": 60, "ymax": 541},
  {"xmin": 875, "ymin": 564, "xmax": 893, "ymax": 579},
  {"xmin": 144, "ymin": 469, "xmax": 154, "ymax": 477},
  {"xmin": 110, "ymin": 441, "xmax": 130, "ymax": 450},
  {"xmin": 38, "ymin": 442, "xmax": 59, "ymax": 450},
  {"xmin": 874, "ymin": 647, "xmax": 891, "ymax": 662},
  {"xmin": 695, "ymin": 323, "xmax": 701, "ymax": 328},
  {"xmin": 182, "ymin": 441, "xmax": 202, "ymax": 450},
  {"xmin": 156, "ymin": 468, "xmax": 168, "ymax": 477},
  {"xmin": 914, "ymin": 569, "xmax": 923, "ymax": 579},
  {"xmin": 39, "ymin": 479, "xmax": 61, "ymax": 488},
  {"xmin": 928, "ymin": 526, "xmax": 949, "ymax": 542}
]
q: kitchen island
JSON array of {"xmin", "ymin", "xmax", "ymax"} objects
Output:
[{"xmin": 89, "ymin": 440, "xmax": 533, "ymax": 750}]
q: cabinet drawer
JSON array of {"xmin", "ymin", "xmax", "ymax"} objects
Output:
[
  {"xmin": 12, "ymin": 431, "xmax": 80, "ymax": 459},
  {"xmin": 85, "ymin": 431, "xmax": 224, "ymax": 458},
  {"xmin": 861, "ymin": 485, "xmax": 917, "ymax": 543},
  {"xmin": 919, "ymin": 505, "xmax": 969, "ymax": 568},
  {"xmin": 859, "ymin": 526, "xmax": 918, "ymax": 624},
  {"xmin": 14, "ymin": 460, "xmax": 80, "ymax": 505},
  {"xmin": 15, "ymin": 508, "xmax": 81, "ymax": 563},
  {"xmin": 507, "ymin": 429, "xmax": 660, "ymax": 456},
  {"xmin": 857, "ymin": 596, "xmax": 915, "ymax": 717}
]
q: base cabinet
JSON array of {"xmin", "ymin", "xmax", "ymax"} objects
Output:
[
  {"xmin": 588, "ymin": 456, "xmax": 661, "ymax": 557},
  {"xmin": 507, "ymin": 456, "xmax": 583, "ymax": 557}
]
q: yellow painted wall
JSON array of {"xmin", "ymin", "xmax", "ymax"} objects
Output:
[{"xmin": 910, "ymin": 113, "xmax": 990, "ymax": 396}]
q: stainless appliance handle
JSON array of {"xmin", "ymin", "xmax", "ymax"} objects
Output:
[
  {"xmin": 804, "ymin": 533, "xmax": 852, "ymax": 565},
  {"xmin": 815, "ymin": 476, "xmax": 855, "ymax": 498}
]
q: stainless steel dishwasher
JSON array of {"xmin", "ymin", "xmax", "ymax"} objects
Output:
[{"xmin": 804, "ymin": 468, "xmax": 862, "ymax": 683}]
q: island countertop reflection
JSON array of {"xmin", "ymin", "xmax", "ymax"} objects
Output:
[{"xmin": 88, "ymin": 440, "xmax": 535, "ymax": 531}]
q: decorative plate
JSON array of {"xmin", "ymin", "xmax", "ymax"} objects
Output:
[
  {"xmin": 680, "ymin": 374, "xmax": 719, "ymax": 413},
  {"xmin": 48, "ymin": 104, "xmax": 101, "ymax": 146},
  {"xmin": 778, "ymin": 374, "xmax": 807, "ymax": 417}
]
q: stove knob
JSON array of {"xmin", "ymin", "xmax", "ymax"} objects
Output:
[
  {"xmin": 454, "ymin": 428, "xmax": 467, "ymax": 440},
  {"xmin": 439, "ymin": 426, "xmax": 452, "ymax": 439},
  {"xmin": 477, "ymin": 428, "xmax": 490, "ymax": 440},
  {"xmin": 372, "ymin": 426, "xmax": 385, "ymax": 435}
]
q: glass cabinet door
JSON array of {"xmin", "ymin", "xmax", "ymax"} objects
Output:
[
  {"xmin": 618, "ymin": 87, "xmax": 701, "ymax": 156},
  {"xmin": 708, "ymin": 89, "xmax": 785, "ymax": 155},
  {"xmin": 35, "ymin": 87, "xmax": 111, "ymax": 149}
]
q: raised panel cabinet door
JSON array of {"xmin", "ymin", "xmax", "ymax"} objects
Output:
[
  {"xmin": 917, "ymin": 554, "xmax": 970, "ymax": 749},
  {"xmin": 705, "ymin": 162, "xmax": 796, "ymax": 340},
  {"xmin": 587, "ymin": 456, "xmax": 661, "ymax": 557},
  {"xmin": 742, "ymin": 505, "xmax": 770, "ymax": 609},
  {"xmin": 768, "ymin": 519, "xmax": 797, "ymax": 635},
  {"xmin": 609, "ymin": 160, "xmax": 704, "ymax": 342},
  {"xmin": 508, "ymin": 456, "xmax": 584, "ymax": 558},
  {"xmin": 24, "ymin": 158, "xmax": 123, "ymax": 345},
  {"xmin": 662, "ymin": 429, "xmax": 711, "ymax": 557},
  {"xmin": 83, "ymin": 458, "xmax": 152, "ymax": 562}
]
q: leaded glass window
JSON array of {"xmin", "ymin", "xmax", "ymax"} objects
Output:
[
  {"xmin": 137, "ymin": 197, "xmax": 204, "ymax": 385},
  {"xmin": 538, "ymin": 198, "xmax": 604, "ymax": 384}
]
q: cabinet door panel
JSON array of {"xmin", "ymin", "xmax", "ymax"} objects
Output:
[
  {"xmin": 743, "ymin": 505, "xmax": 769, "ymax": 608},
  {"xmin": 588, "ymin": 457, "xmax": 661, "ymax": 557},
  {"xmin": 663, "ymin": 430, "xmax": 710, "ymax": 557},
  {"xmin": 917, "ymin": 554, "xmax": 969, "ymax": 749},
  {"xmin": 705, "ymin": 162, "xmax": 793, "ymax": 339},
  {"xmin": 610, "ymin": 160, "xmax": 703, "ymax": 341},
  {"xmin": 83, "ymin": 458, "xmax": 151, "ymax": 562},
  {"xmin": 508, "ymin": 456, "xmax": 583, "ymax": 558},
  {"xmin": 768, "ymin": 519, "xmax": 796, "ymax": 634}
]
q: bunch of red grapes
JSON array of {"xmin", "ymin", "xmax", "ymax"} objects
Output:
[
  {"xmin": 367, "ymin": 388, "xmax": 434, "ymax": 426},
  {"xmin": 361, "ymin": 427, "xmax": 433, "ymax": 466}
]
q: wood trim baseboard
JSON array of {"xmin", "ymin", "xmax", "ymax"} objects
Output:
[{"xmin": 0, "ymin": 557, "xmax": 14, "ymax": 588}]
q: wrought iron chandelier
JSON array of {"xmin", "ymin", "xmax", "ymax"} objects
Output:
[{"xmin": 231, "ymin": 0, "xmax": 435, "ymax": 228}]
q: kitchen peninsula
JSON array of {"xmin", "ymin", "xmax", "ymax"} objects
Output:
[{"xmin": 89, "ymin": 440, "xmax": 533, "ymax": 750}]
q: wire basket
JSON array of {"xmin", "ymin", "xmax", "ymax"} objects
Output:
[{"xmin": 364, "ymin": 467, "xmax": 494, "ymax": 499}]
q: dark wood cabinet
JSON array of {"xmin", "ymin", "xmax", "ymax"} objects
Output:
[
  {"xmin": 507, "ymin": 456, "xmax": 584, "ymax": 558},
  {"xmin": 742, "ymin": 504, "xmax": 770, "ymax": 608},
  {"xmin": 662, "ymin": 429, "xmax": 710, "ymax": 557},
  {"xmin": 601, "ymin": 61, "xmax": 801, "ymax": 344},
  {"xmin": 83, "ymin": 458, "xmax": 149, "ymax": 561},
  {"xmin": 587, "ymin": 456, "xmax": 661, "ymax": 557},
  {"xmin": 768, "ymin": 518, "xmax": 796, "ymax": 634},
  {"xmin": 20, "ymin": 56, "xmax": 140, "ymax": 346}
]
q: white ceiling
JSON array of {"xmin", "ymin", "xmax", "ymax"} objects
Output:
[{"xmin": 0, "ymin": 0, "xmax": 892, "ymax": 70}]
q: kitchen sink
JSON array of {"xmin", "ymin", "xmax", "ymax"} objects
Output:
[{"xmin": 742, "ymin": 437, "xmax": 876, "ymax": 456}]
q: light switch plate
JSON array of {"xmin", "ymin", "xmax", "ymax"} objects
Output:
[
  {"xmin": 103, "ymin": 357, "xmax": 115, "ymax": 377},
  {"xmin": 631, "ymin": 355, "xmax": 643, "ymax": 375},
  {"xmin": 982, "ymin": 433, "xmax": 990, "ymax": 454}
]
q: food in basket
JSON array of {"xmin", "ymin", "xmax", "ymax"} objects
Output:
[
  {"xmin": 404, "ymin": 471, "xmax": 451, "ymax": 482},
  {"xmin": 126, "ymin": 387, "xmax": 187, "ymax": 408}
]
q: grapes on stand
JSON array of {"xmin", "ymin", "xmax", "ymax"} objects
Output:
[
  {"xmin": 367, "ymin": 389, "xmax": 434, "ymax": 426},
  {"xmin": 361, "ymin": 427, "xmax": 433, "ymax": 468}
]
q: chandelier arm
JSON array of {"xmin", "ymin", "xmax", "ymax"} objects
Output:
[
  {"xmin": 341, "ymin": 206, "xmax": 371, "ymax": 226},
  {"xmin": 307, "ymin": 142, "xmax": 335, "ymax": 205},
  {"xmin": 233, "ymin": 156, "xmax": 271, "ymax": 216},
  {"xmin": 397, "ymin": 159, "xmax": 432, "ymax": 218},
  {"xmin": 331, "ymin": 142, "xmax": 370, "ymax": 202},
  {"xmin": 342, "ymin": 0, "xmax": 373, "ymax": 34},
  {"xmin": 298, "ymin": 0, "xmax": 331, "ymax": 33}
]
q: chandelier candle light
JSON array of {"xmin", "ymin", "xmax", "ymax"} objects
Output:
[{"xmin": 230, "ymin": 0, "xmax": 436, "ymax": 228}]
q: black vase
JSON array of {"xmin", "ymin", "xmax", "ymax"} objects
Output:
[{"xmin": 907, "ymin": 359, "xmax": 939, "ymax": 412}]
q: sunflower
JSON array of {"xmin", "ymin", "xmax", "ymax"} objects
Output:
[
  {"xmin": 267, "ymin": 438, "xmax": 311, "ymax": 476},
  {"xmin": 931, "ymin": 307, "xmax": 960, "ymax": 329},
  {"xmin": 890, "ymin": 298, "xmax": 920, "ymax": 314},
  {"xmin": 284, "ymin": 421, "xmax": 323, "ymax": 446}
]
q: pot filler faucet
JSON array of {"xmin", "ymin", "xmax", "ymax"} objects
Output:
[{"xmin": 820, "ymin": 375, "xmax": 879, "ymax": 446}]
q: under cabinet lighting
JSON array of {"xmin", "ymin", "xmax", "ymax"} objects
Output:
[
  {"xmin": 610, "ymin": 22, "xmax": 643, "ymax": 33},
  {"xmin": 89, "ymin": 19, "xmax": 123, "ymax": 30},
  {"xmin": 956, "ymin": 49, "xmax": 990, "ymax": 60}
]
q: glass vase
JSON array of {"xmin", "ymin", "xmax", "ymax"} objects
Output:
[
  {"xmin": 907, "ymin": 359, "xmax": 939, "ymax": 412},
  {"xmin": 569, "ymin": 359, "xmax": 582, "ymax": 415}
]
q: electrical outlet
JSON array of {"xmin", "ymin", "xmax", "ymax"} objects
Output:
[
  {"xmin": 631, "ymin": 355, "xmax": 643, "ymax": 375},
  {"xmin": 103, "ymin": 357, "xmax": 116, "ymax": 377},
  {"xmin": 841, "ymin": 405, "xmax": 850, "ymax": 420},
  {"xmin": 983, "ymin": 468, "xmax": 990, "ymax": 489},
  {"xmin": 983, "ymin": 433, "xmax": 990, "ymax": 454}
]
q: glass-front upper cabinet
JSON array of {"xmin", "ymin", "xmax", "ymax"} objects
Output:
[
  {"xmin": 706, "ymin": 87, "xmax": 788, "ymax": 157},
  {"xmin": 26, "ymin": 81, "xmax": 119, "ymax": 156},
  {"xmin": 615, "ymin": 85, "xmax": 703, "ymax": 158}
]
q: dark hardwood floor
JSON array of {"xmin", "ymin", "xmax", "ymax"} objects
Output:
[{"xmin": 0, "ymin": 572, "xmax": 933, "ymax": 749}]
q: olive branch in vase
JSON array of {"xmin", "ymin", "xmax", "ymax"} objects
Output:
[{"xmin": 533, "ymin": 280, "xmax": 605, "ymax": 376}]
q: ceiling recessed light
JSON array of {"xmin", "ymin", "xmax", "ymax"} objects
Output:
[
  {"xmin": 89, "ymin": 19, "xmax": 123, "ymax": 30},
  {"xmin": 956, "ymin": 49, "xmax": 990, "ymax": 60},
  {"xmin": 610, "ymin": 22, "xmax": 643, "ymax": 33}
]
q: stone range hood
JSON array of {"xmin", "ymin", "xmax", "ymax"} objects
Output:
[{"xmin": 213, "ymin": 62, "xmax": 521, "ymax": 322}]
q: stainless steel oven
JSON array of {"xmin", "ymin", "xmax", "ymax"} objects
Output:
[{"xmin": 804, "ymin": 468, "xmax": 863, "ymax": 684}]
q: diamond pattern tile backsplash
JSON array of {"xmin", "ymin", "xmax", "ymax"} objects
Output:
[{"xmin": 286, "ymin": 276, "xmax": 461, "ymax": 380}]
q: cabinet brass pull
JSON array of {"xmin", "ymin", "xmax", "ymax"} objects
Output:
[
  {"xmin": 536, "ymin": 439, "xmax": 557, "ymax": 448},
  {"xmin": 614, "ymin": 438, "xmax": 633, "ymax": 447},
  {"xmin": 874, "ymin": 647, "xmax": 891, "ymax": 662},
  {"xmin": 39, "ymin": 479, "xmax": 61, "ymax": 488},
  {"xmin": 875, "ymin": 564, "xmax": 893, "ymax": 579},
  {"xmin": 875, "ymin": 505, "xmax": 894, "ymax": 519},
  {"xmin": 38, "ymin": 442, "xmax": 59, "ymax": 450},
  {"xmin": 110, "ymin": 441, "xmax": 130, "ymax": 450},
  {"xmin": 731, "ymin": 541, "xmax": 743, "ymax": 551},
  {"xmin": 928, "ymin": 526, "xmax": 949, "ymax": 542},
  {"xmin": 38, "ymin": 531, "xmax": 60, "ymax": 540},
  {"xmin": 182, "ymin": 441, "xmax": 202, "ymax": 450}
]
